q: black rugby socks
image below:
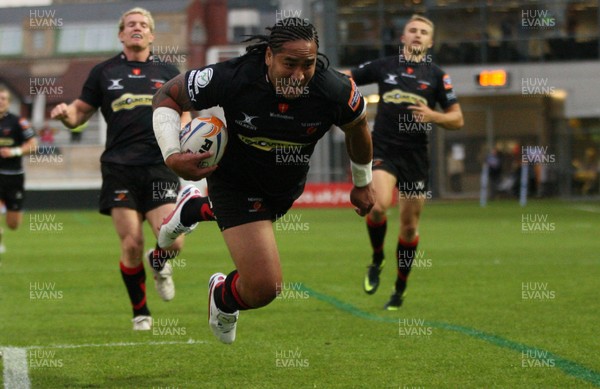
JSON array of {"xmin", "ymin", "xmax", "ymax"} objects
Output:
[
  {"xmin": 181, "ymin": 196, "xmax": 215, "ymax": 226},
  {"xmin": 120, "ymin": 262, "xmax": 150, "ymax": 317},
  {"xmin": 395, "ymin": 235, "xmax": 419, "ymax": 294},
  {"xmin": 213, "ymin": 270, "xmax": 251, "ymax": 313},
  {"xmin": 148, "ymin": 245, "xmax": 178, "ymax": 272},
  {"xmin": 366, "ymin": 215, "xmax": 387, "ymax": 266}
]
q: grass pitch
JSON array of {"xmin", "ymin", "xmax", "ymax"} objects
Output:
[{"xmin": 0, "ymin": 200, "xmax": 599, "ymax": 388}]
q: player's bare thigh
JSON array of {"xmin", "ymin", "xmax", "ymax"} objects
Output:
[
  {"xmin": 111, "ymin": 207, "xmax": 144, "ymax": 266},
  {"xmin": 221, "ymin": 220, "xmax": 282, "ymax": 308},
  {"xmin": 369, "ymin": 169, "xmax": 397, "ymax": 221}
]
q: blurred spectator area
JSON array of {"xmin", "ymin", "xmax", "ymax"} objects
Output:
[
  {"xmin": 25, "ymin": 118, "xmax": 102, "ymax": 190},
  {"xmin": 336, "ymin": 0, "xmax": 599, "ymax": 67},
  {"xmin": 2, "ymin": 0, "xmax": 599, "ymax": 201}
]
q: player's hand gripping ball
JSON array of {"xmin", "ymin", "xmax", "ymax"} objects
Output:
[{"xmin": 179, "ymin": 116, "xmax": 228, "ymax": 168}]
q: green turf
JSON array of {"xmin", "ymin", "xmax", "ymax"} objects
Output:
[{"xmin": 0, "ymin": 200, "xmax": 598, "ymax": 388}]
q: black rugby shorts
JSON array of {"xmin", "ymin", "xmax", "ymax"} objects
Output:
[
  {"xmin": 372, "ymin": 143, "xmax": 430, "ymax": 193},
  {"xmin": 99, "ymin": 163, "xmax": 180, "ymax": 216},
  {"xmin": 207, "ymin": 175, "xmax": 300, "ymax": 231},
  {"xmin": 0, "ymin": 173, "xmax": 25, "ymax": 211}
]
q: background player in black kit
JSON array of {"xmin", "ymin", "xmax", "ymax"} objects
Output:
[
  {"xmin": 152, "ymin": 17, "xmax": 375, "ymax": 344},
  {"xmin": 51, "ymin": 8, "xmax": 190, "ymax": 330},
  {"xmin": 345, "ymin": 15, "xmax": 464, "ymax": 310},
  {"xmin": 0, "ymin": 87, "xmax": 37, "ymax": 256}
]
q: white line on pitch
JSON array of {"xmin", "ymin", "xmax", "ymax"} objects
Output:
[
  {"xmin": 2, "ymin": 347, "xmax": 31, "ymax": 389},
  {"xmin": 571, "ymin": 205, "xmax": 600, "ymax": 213},
  {"xmin": 24, "ymin": 338, "xmax": 207, "ymax": 350},
  {"xmin": 1, "ymin": 339, "xmax": 204, "ymax": 388}
]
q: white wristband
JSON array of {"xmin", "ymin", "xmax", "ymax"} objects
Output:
[
  {"xmin": 10, "ymin": 147, "xmax": 22, "ymax": 157},
  {"xmin": 351, "ymin": 160, "xmax": 372, "ymax": 187},
  {"xmin": 153, "ymin": 106, "xmax": 182, "ymax": 160}
]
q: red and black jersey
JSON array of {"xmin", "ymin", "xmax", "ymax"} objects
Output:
[
  {"xmin": 0, "ymin": 113, "xmax": 35, "ymax": 174},
  {"xmin": 79, "ymin": 52, "xmax": 180, "ymax": 165},
  {"xmin": 185, "ymin": 53, "xmax": 365, "ymax": 197},
  {"xmin": 351, "ymin": 55, "xmax": 458, "ymax": 149}
]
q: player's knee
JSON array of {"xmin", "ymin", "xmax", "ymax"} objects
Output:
[
  {"xmin": 369, "ymin": 206, "xmax": 387, "ymax": 221},
  {"xmin": 122, "ymin": 235, "xmax": 144, "ymax": 260}
]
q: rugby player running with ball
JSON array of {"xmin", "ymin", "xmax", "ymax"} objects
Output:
[{"xmin": 153, "ymin": 17, "xmax": 375, "ymax": 344}]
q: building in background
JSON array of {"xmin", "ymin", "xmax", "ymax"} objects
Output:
[
  {"xmin": 313, "ymin": 0, "xmax": 599, "ymax": 199},
  {"xmin": 0, "ymin": 0, "xmax": 598, "ymax": 203},
  {"xmin": 0, "ymin": 0, "xmax": 227, "ymax": 126}
]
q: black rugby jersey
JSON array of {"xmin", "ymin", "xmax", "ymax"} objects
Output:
[
  {"xmin": 0, "ymin": 113, "xmax": 35, "ymax": 174},
  {"xmin": 80, "ymin": 52, "xmax": 180, "ymax": 165},
  {"xmin": 185, "ymin": 53, "xmax": 365, "ymax": 197},
  {"xmin": 351, "ymin": 55, "xmax": 458, "ymax": 149}
]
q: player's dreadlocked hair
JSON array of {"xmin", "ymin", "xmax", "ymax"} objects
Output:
[{"xmin": 242, "ymin": 17, "xmax": 329, "ymax": 69}]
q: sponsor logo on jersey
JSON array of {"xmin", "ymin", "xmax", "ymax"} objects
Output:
[
  {"xmin": 0, "ymin": 137, "xmax": 14, "ymax": 146},
  {"xmin": 382, "ymin": 89, "xmax": 427, "ymax": 106},
  {"xmin": 187, "ymin": 70, "xmax": 197, "ymax": 101},
  {"xmin": 269, "ymin": 112, "xmax": 294, "ymax": 120},
  {"xmin": 347, "ymin": 78, "xmax": 362, "ymax": 112},
  {"xmin": 110, "ymin": 93, "xmax": 153, "ymax": 112},
  {"xmin": 301, "ymin": 122, "xmax": 321, "ymax": 135},
  {"xmin": 235, "ymin": 112, "xmax": 259, "ymax": 130},
  {"xmin": 384, "ymin": 73, "xmax": 399, "ymax": 85},
  {"xmin": 108, "ymin": 79, "xmax": 124, "ymax": 90},
  {"xmin": 401, "ymin": 71, "xmax": 416, "ymax": 79},
  {"xmin": 301, "ymin": 121, "xmax": 322, "ymax": 128},
  {"xmin": 194, "ymin": 67, "xmax": 213, "ymax": 92},
  {"xmin": 238, "ymin": 134, "xmax": 310, "ymax": 152},
  {"xmin": 278, "ymin": 103, "xmax": 289, "ymax": 113},
  {"xmin": 443, "ymin": 74, "xmax": 453, "ymax": 90},
  {"xmin": 128, "ymin": 68, "xmax": 145, "ymax": 79}
]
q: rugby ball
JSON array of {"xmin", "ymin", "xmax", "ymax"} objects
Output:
[{"xmin": 179, "ymin": 116, "xmax": 228, "ymax": 167}]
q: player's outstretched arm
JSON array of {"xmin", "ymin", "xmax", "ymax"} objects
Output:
[
  {"xmin": 50, "ymin": 99, "xmax": 95, "ymax": 129},
  {"xmin": 153, "ymin": 74, "xmax": 217, "ymax": 181},
  {"xmin": 340, "ymin": 114, "xmax": 376, "ymax": 216}
]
